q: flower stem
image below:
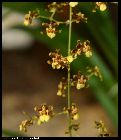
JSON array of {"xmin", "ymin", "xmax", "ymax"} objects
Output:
[
  {"xmin": 38, "ymin": 15, "xmax": 67, "ymax": 24},
  {"xmin": 50, "ymin": 9, "xmax": 56, "ymax": 21},
  {"xmin": 67, "ymin": 5, "xmax": 72, "ymax": 137}
]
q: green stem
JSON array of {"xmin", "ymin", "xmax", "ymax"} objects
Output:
[
  {"xmin": 54, "ymin": 112, "xmax": 65, "ymax": 117},
  {"xmin": 50, "ymin": 9, "xmax": 56, "ymax": 21},
  {"xmin": 38, "ymin": 15, "xmax": 67, "ymax": 24},
  {"xmin": 67, "ymin": 5, "xmax": 72, "ymax": 137},
  {"xmin": 22, "ymin": 111, "xmax": 32, "ymax": 119}
]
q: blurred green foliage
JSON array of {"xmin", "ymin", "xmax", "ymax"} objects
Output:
[
  {"xmin": 2, "ymin": 2, "xmax": 118, "ymax": 135},
  {"xmin": 2, "ymin": 129, "xmax": 26, "ymax": 137}
]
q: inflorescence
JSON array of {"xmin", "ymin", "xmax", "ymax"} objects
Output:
[{"xmin": 20, "ymin": 2, "xmax": 111, "ymax": 137}]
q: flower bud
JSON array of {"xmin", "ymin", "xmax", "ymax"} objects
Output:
[
  {"xmin": 100, "ymin": 3, "xmax": 107, "ymax": 11},
  {"xmin": 69, "ymin": 2, "xmax": 78, "ymax": 7},
  {"xmin": 67, "ymin": 55, "xmax": 74, "ymax": 63},
  {"xmin": 85, "ymin": 51, "xmax": 92, "ymax": 57}
]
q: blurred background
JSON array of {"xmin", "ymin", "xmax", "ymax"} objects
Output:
[{"xmin": 2, "ymin": 2, "xmax": 118, "ymax": 137}]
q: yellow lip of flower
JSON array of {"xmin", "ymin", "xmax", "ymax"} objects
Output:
[
  {"xmin": 46, "ymin": 28, "xmax": 56, "ymax": 39},
  {"xmin": 19, "ymin": 124, "xmax": 23, "ymax": 131},
  {"xmin": 69, "ymin": 2, "xmax": 78, "ymax": 7},
  {"xmin": 76, "ymin": 83, "xmax": 85, "ymax": 89},
  {"xmin": 47, "ymin": 32, "xmax": 56, "ymax": 39},
  {"xmin": 73, "ymin": 114, "xmax": 79, "ymax": 120},
  {"xmin": 39, "ymin": 115, "xmax": 50, "ymax": 122},
  {"xmin": 39, "ymin": 115, "xmax": 45, "ymax": 122},
  {"xmin": 24, "ymin": 20, "xmax": 29, "ymax": 26},
  {"xmin": 52, "ymin": 62, "xmax": 57, "ymax": 69},
  {"xmin": 20, "ymin": 126, "xmax": 26, "ymax": 132},
  {"xmin": 44, "ymin": 115, "xmax": 50, "ymax": 122},
  {"xmin": 56, "ymin": 64, "xmax": 61, "ymax": 69},
  {"xmin": 57, "ymin": 90, "xmax": 62, "ymax": 96},
  {"xmin": 37, "ymin": 118, "xmax": 42, "ymax": 125},
  {"xmin": 100, "ymin": 3, "xmax": 107, "ymax": 11}
]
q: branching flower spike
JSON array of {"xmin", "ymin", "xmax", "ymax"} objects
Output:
[{"xmin": 19, "ymin": 2, "xmax": 111, "ymax": 137}]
